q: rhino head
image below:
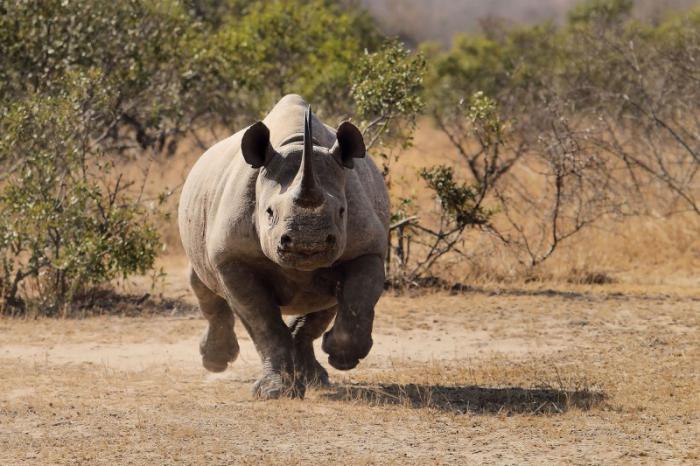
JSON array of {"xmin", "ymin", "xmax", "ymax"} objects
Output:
[{"xmin": 241, "ymin": 106, "xmax": 365, "ymax": 271}]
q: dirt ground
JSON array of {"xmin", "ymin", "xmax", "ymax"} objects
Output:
[{"xmin": 1, "ymin": 276, "xmax": 699, "ymax": 465}]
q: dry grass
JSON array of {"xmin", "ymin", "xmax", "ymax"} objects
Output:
[{"xmin": 2, "ymin": 291, "xmax": 698, "ymax": 464}]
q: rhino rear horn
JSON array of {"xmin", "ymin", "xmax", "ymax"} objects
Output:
[
  {"xmin": 241, "ymin": 121, "xmax": 273, "ymax": 168},
  {"xmin": 330, "ymin": 122, "xmax": 366, "ymax": 169}
]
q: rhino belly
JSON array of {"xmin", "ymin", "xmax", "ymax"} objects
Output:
[{"xmin": 279, "ymin": 291, "xmax": 337, "ymax": 315}]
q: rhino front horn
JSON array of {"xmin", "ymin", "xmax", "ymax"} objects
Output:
[{"xmin": 293, "ymin": 106, "xmax": 324, "ymax": 208}]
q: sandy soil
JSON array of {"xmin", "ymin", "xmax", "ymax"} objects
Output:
[{"xmin": 1, "ymin": 286, "xmax": 699, "ymax": 465}]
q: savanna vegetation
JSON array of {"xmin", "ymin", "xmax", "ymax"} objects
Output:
[
  {"xmin": 1, "ymin": 0, "xmax": 699, "ymax": 314},
  {"xmin": 390, "ymin": 0, "xmax": 700, "ymax": 284},
  {"xmin": 0, "ymin": 0, "xmax": 423, "ymax": 314}
]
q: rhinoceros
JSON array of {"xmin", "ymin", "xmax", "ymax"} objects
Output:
[{"xmin": 178, "ymin": 94, "xmax": 389, "ymax": 399}]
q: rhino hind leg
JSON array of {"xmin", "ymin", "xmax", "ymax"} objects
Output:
[
  {"xmin": 287, "ymin": 307, "xmax": 336, "ymax": 388},
  {"xmin": 189, "ymin": 268, "xmax": 239, "ymax": 372}
]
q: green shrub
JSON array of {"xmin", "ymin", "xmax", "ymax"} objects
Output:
[
  {"xmin": 0, "ymin": 0, "xmax": 196, "ymax": 152},
  {"xmin": 0, "ymin": 73, "xmax": 161, "ymax": 316},
  {"xmin": 419, "ymin": 166, "xmax": 491, "ymax": 227}
]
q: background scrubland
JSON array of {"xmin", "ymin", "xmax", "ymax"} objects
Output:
[
  {"xmin": 1, "ymin": 1, "xmax": 699, "ymax": 464},
  {"xmin": 1, "ymin": 0, "xmax": 699, "ymax": 314}
]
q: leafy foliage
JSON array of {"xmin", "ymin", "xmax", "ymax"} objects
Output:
[
  {"xmin": 352, "ymin": 40, "xmax": 426, "ymax": 122},
  {"xmin": 419, "ymin": 166, "xmax": 490, "ymax": 227},
  {"xmin": 190, "ymin": 0, "xmax": 383, "ymax": 124},
  {"xmin": 0, "ymin": 0, "xmax": 195, "ymax": 152},
  {"xmin": 351, "ymin": 39, "xmax": 426, "ymax": 151},
  {"xmin": 0, "ymin": 73, "xmax": 160, "ymax": 315},
  {"xmin": 0, "ymin": 0, "xmax": 413, "ymax": 153}
]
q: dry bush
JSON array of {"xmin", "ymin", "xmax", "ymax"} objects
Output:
[
  {"xmin": 383, "ymin": 1, "xmax": 700, "ymax": 288},
  {"xmin": 384, "ymin": 119, "xmax": 700, "ymax": 288}
]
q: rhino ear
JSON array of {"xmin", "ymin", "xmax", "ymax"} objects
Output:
[
  {"xmin": 330, "ymin": 121, "xmax": 365, "ymax": 169},
  {"xmin": 241, "ymin": 121, "xmax": 273, "ymax": 168}
]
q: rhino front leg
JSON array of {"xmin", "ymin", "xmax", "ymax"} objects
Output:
[
  {"xmin": 217, "ymin": 263, "xmax": 303, "ymax": 399},
  {"xmin": 322, "ymin": 254, "xmax": 384, "ymax": 370},
  {"xmin": 190, "ymin": 268, "xmax": 239, "ymax": 372},
  {"xmin": 288, "ymin": 308, "xmax": 336, "ymax": 387}
]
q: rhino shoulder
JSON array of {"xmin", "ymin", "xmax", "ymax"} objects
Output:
[
  {"xmin": 179, "ymin": 129, "xmax": 262, "ymax": 287},
  {"xmin": 341, "ymin": 155, "xmax": 390, "ymax": 260}
]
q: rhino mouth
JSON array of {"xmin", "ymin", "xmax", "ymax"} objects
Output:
[
  {"xmin": 276, "ymin": 247, "xmax": 335, "ymax": 269},
  {"xmin": 277, "ymin": 247, "xmax": 330, "ymax": 259}
]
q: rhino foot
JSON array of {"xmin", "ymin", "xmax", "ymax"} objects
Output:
[
  {"xmin": 292, "ymin": 341, "xmax": 330, "ymax": 388},
  {"xmin": 322, "ymin": 328, "xmax": 372, "ymax": 371},
  {"xmin": 253, "ymin": 372, "xmax": 305, "ymax": 400},
  {"xmin": 327, "ymin": 355, "xmax": 360, "ymax": 371},
  {"xmin": 199, "ymin": 323, "xmax": 239, "ymax": 373},
  {"xmin": 297, "ymin": 358, "xmax": 330, "ymax": 388}
]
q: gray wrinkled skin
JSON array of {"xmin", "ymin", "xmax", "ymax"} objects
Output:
[{"xmin": 178, "ymin": 95, "xmax": 389, "ymax": 399}]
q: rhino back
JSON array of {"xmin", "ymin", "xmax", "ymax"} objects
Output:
[{"xmin": 264, "ymin": 94, "xmax": 336, "ymax": 148}]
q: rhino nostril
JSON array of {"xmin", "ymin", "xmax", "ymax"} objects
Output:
[
  {"xmin": 325, "ymin": 234, "xmax": 336, "ymax": 246},
  {"xmin": 280, "ymin": 234, "xmax": 293, "ymax": 248}
]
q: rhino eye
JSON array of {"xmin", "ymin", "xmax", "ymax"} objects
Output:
[
  {"xmin": 339, "ymin": 207, "xmax": 345, "ymax": 217},
  {"xmin": 266, "ymin": 207, "xmax": 274, "ymax": 218}
]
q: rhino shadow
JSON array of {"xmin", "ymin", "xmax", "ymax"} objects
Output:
[{"xmin": 320, "ymin": 383, "xmax": 606, "ymax": 415}]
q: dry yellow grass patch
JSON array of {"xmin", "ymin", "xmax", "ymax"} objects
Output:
[{"xmin": 2, "ymin": 292, "xmax": 698, "ymax": 464}]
